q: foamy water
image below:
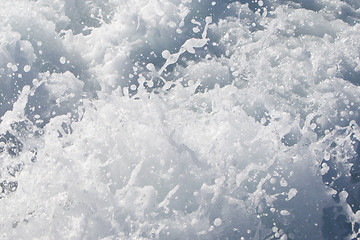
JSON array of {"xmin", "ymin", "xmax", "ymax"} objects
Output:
[{"xmin": 1, "ymin": 0, "xmax": 360, "ymax": 239}]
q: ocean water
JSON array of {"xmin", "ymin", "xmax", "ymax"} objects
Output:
[{"xmin": 1, "ymin": 0, "xmax": 360, "ymax": 239}]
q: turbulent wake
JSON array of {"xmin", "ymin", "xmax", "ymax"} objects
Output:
[{"xmin": 1, "ymin": 0, "xmax": 360, "ymax": 239}]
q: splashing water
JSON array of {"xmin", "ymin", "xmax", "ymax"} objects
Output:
[{"xmin": 1, "ymin": 0, "xmax": 360, "ymax": 239}]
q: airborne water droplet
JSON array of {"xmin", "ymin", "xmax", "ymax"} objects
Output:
[
  {"xmin": 60, "ymin": 56, "xmax": 66, "ymax": 64},
  {"xmin": 214, "ymin": 218, "xmax": 222, "ymax": 227},
  {"xmin": 23, "ymin": 65, "xmax": 31, "ymax": 72}
]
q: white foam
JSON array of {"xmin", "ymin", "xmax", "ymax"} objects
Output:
[{"xmin": 0, "ymin": 0, "xmax": 359, "ymax": 239}]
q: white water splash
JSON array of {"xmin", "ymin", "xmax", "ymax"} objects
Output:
[{"xmin": 1, "ymin": 0, "xmax": 360, "ymax": 239}]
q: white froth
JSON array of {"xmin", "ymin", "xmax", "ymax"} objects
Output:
[{"xmin": 0, "ymin": 0, "xmax": 359, "ymax": 239}]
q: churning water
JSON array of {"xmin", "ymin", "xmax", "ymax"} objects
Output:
[{"xmin": 1, "ymin": 0, "xmax": 360, "ymax": 239}]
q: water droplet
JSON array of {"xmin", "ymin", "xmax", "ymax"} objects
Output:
[
  {"xmin": 214, "ymin": 218, "xmax": 222, "ymax": 227},
  {"xmin": 24, "ymin": 65, "xmax": 31, "ymax": 72},
  {"xmin": 60, "ymin": 56, "xmax": 66, "ymax": 64}
]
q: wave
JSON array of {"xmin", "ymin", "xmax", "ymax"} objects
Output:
[{"xmin": 1, "ymin": 0, "xmax": 360, "ymax": 239}]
